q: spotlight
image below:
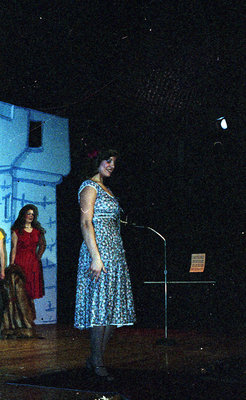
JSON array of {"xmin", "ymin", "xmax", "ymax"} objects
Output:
[{"xmin": 216, "ymin": 116, "xmax": 228, "ymax": 130}]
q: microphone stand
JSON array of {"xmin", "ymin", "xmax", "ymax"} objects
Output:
[{"xmin": 121, "ymin": 219, "xmax": 176, "ymax": 346}]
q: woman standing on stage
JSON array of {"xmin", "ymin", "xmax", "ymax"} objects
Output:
[
  {"xmin": 3, "ymin": 205, "xmax": 46, "ymax": 338},
  {"xmin": 10, "ymin": 205, "xmax": 46, "ymax": 300},
  {"xmin": 74, "ymin": 149, "xmax": 135, "ymax": 380}
]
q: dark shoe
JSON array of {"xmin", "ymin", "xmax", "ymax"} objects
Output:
[{"xmin": 85, "ymin": 358, "xmax": 114, "ymax": 382}]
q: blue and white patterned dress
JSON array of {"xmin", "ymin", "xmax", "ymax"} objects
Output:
[{"xmin": 74, "ymin": 180, "xmax": 136, "ymax": 330}]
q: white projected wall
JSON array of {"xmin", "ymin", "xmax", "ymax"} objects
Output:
[{"xmin": 0, "ymin": 101, "xmax": 70, "ymax": 324}]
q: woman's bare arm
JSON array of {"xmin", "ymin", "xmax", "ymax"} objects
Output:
[
  {"xmin": 10, "ymin": 231, "xmax": 18, "ymax": 265},
  {"xmin": 0, "ymin": 238, "xmax": 5, "ymax": 279},
  {"xmin": 80, "ymin": 186, "xmax": 106, "ymax": 281},
  {"xmin": 37, "ymin": 234, "xmax": 46, "ymax": 261}
]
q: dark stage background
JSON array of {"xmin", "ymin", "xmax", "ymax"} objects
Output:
[{"xmin": 1, "ymin": 1, "xmax": 245, "ymax": 330}]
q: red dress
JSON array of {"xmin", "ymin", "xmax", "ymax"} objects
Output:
[{"xmin": 14, "ymin": 228, "xmax": 44, "ymax": 299}]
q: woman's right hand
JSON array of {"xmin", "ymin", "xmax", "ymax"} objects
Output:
[{"xmin": 88, "ymin": 257, "xmax": 107, "ymax": 282}]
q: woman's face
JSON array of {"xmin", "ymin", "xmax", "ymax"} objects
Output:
[
  {"xmin": 25, "ymin": 209, "xmax": 35, "ymax": 224},
  {"xmin": 98, "ymin": 156, "xmax": 116, "ymax": 178}
]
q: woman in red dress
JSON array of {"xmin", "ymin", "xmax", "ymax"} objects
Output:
[
  {"xmin": 2, "ymin": 205, "xmax": 46, "ymax": 338},
  {"xmin": 11, "ymin": 205, "xmax": 45, "ymax": 300}
]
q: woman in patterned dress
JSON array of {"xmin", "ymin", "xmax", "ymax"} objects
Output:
[{"xmin": 75, "ymin": 149, "xmax": 135, "ymax": 380}]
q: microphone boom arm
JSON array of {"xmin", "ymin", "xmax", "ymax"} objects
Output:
[{"xmin": 121, "ymin": 218, "xmax": 169, "ymax": 342}]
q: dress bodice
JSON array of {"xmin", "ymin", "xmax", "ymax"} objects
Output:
[
  {"xmin": 15, "ymin": 228, "xmax": 40, "ymax": 254},
  {"xmin": 78, "ymin": 180, "xmax": 120, "ymax": 222}
]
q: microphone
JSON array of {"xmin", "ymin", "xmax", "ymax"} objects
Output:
[
  {"xmin": 120, "ymin": 218, "xmax": 166, "ymax": 240},
  {"xmin": 120, "ymin": 218, "xmax": 145, "ymax": 229},
  {"xmin": 131, "ymin": 222, "xmax": 145, "ymax": 229}
]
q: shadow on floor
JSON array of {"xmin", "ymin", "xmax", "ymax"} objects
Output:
[{"xmin": 6, "ymin": 356, "xmax": 246, "ymax": 400}]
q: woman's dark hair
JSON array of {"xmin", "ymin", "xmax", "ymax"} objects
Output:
[
  {"xmin": 86, "ymin": 148, "xmax": 119, "ymax": 178},
  {"xmin": 11, "ymin": 204, "xmax": 46, "ymax": 234}
]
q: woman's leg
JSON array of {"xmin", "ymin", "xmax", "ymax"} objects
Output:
[
  {"xmin": 88, "ymin": 326, "xmax": 114, "ymax": 378},
  {"xmin": 89, "ymin": 326, "xmax": 105, "ymax": 367},
  {"xmin": 102, "ymin": 325, "xmax": 115, "ymax": 355}
]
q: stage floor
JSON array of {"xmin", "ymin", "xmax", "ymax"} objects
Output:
[{"xmin": 0, "ymin": 324, "xmax": 245, "ymax": 399}]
